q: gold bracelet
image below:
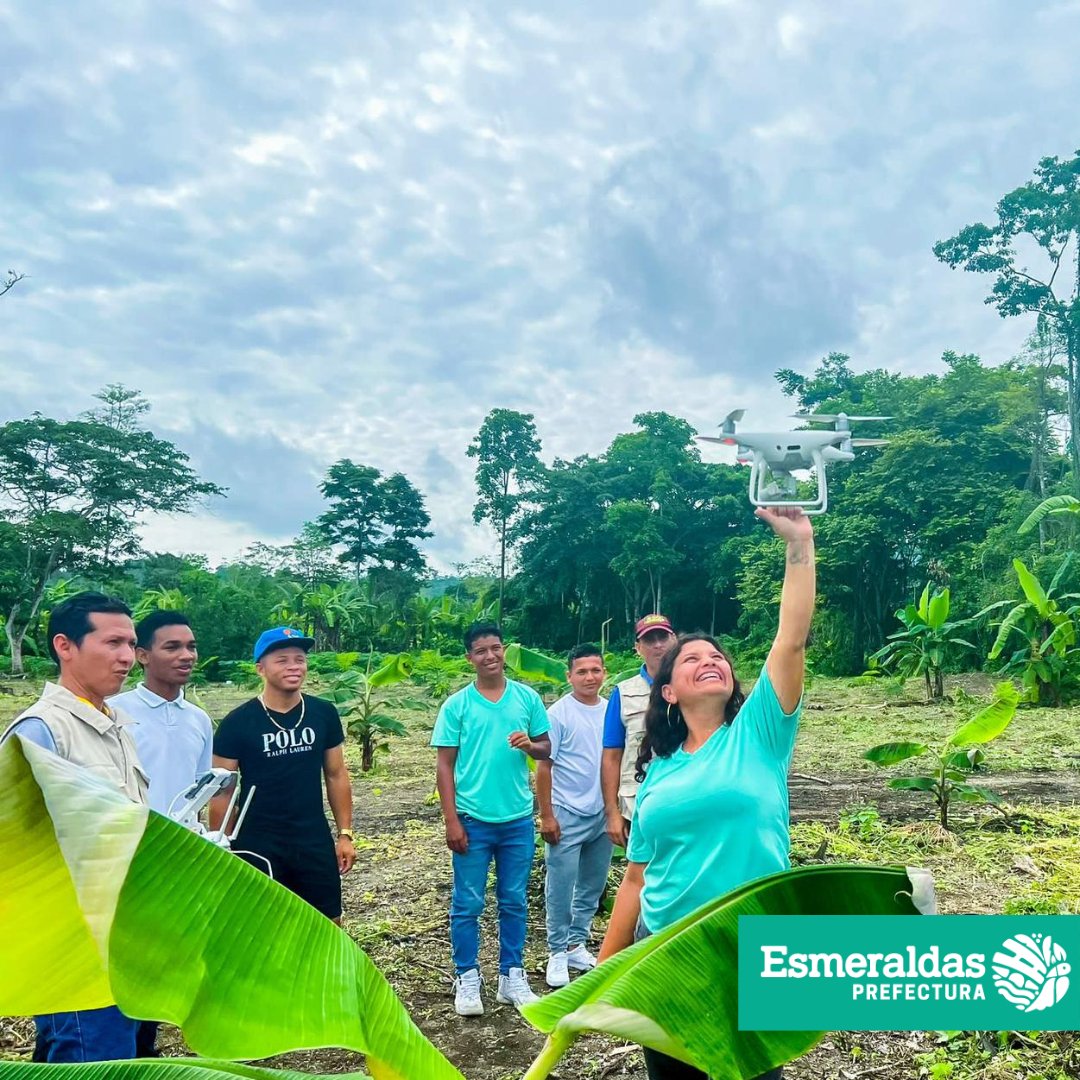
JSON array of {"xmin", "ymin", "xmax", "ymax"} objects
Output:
[{"xmin": 337, "ymin": 829, "xmax": 355, "ymax": 841}]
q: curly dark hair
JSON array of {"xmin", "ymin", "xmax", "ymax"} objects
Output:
[{"xmin": 634, "ymin": 633, "xmax": 745, "ymax": 781}]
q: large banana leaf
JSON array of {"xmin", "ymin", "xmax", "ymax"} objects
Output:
[
  {"xmin": 504, "ymin": 643, "xmax": 567, "ymax": 684},
  {"xmin": 1013, "ymin": 559, "xmax": 1049, "ymax": 615},
  {"xmin": 987, "ymin": 602, "xmax": 1030, "ymax": 660},
  {"xmin": 519, "ymin": 864, "xmax": 935, "ymax": 1080},
  {"xmin": 368, "ymin": 653, "xmax": 413, "ymax": 687},
  {"xmin": 947, "ymin": 680, "xmax": 1019, "ymax": 746},
  {"xmin": 0, "ymin": 737, "xmax": 462, "ymax": 1080},
  {"xmin": 0, "ymin": 1064, "xmax": 346, "ymax": 1080},
  {"xmin": 1018, "ymin": 494, "xmax": 1080, "ymax": 535},
  {"xmin": 863, "ymin": 740, "xmax": 929, "ymax": 766}
]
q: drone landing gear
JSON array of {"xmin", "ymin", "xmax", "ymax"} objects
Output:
[{"xmin": 748, "ymin": 451, "xmax": 829, "ymax": 514}]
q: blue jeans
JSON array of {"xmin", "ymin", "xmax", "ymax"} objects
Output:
[
  {"xmin": 33, "ymin": 1007, "xmax": 138, "ymax": 1062},
  {"xmin": 450, "ymin": 813, "xmax": 535, "ymax": 975},
  {"xmin": 544, "ymin": 806, "xmax": 613, "ymax": 953}
]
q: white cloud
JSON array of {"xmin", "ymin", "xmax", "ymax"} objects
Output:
[{"xmin": 2, "ymin": 0, "xmax": 1078, "ymax": 571}]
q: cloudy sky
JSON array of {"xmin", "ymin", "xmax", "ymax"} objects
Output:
[{"xmin": 2, "ymin": 1, "xmax": 1078, "ymax": 571}]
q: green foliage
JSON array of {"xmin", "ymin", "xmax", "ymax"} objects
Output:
[
  {"xmin": 408, "ymin": 649, "xmax": 472, "ymax": 698},
  {"xmin": 318, "ymin": 459, "xmax": 432, "ymax": 583},
  {"xmin": 323, "ymin": 654, "xmax": 414, "ymax": 771},
  {"xmin": 1018, "ymin": 493, "xmax": 1080, "ymax": 535},
  {"xmin": 504, "ymin": 642, "xmax": 567, "ymax": 689},
  {"xmin": 0, "ymin": 387, "xmax": 223, "ymax": 673},
  {"xmin": 467, "ymin": 408, "xmax": 544, "ymax": 612},
  {"xmin": 868, "ymin": 584, "xmax": 976, "ymax": 700},
  {"xmin": 864, "ymin": 681, "xmax": 1019, "ymax": 827},
  {"xmin": 978, "ymin": 557, "xmax": 1080, "ymax": 705},
  {"xmin": 934, "ymin": 150, "xmax": 1080, "ymax": 486}
]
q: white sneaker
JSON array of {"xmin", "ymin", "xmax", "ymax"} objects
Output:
[
  {"xmin": 496, "ymin": 966, "xmax": 541, "ymax": 1006},
  {"xmin": 566, "ymin": 943, "xmax": 597, "ymax": 971},
  {"xmin": 546, "ymin": 951, "xmax": 569, "ymax": 988},
  {"xmin": 453, "ymin": 968, "xmax": 484, "ymax": 1016}
]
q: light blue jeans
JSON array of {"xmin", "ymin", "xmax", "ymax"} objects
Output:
[
  {"xmin": 544, "ymin": 805, "xmax": 613, "ymax": 953},
  {"xmin": 450, "ymin": 813, "xmax": 535, "ymax": 975}
]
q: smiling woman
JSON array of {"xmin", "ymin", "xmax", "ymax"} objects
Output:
[{"xmin": 598, "ymin": 506, "xmax": 816, "ymax": 1080}]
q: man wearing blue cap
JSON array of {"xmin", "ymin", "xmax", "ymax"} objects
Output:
[{"xmin": 209, "ymin": 627, "xmax": 355, "ymax": 922}]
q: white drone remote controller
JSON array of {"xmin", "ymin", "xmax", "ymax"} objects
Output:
[{"xmin": 167, "ymin": 767, "xmax": 256, "ymax": 849}]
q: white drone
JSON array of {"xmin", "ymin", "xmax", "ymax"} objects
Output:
[{"xmin": 697, "ymin": 410, "xmax": 890, "ymax": 514}]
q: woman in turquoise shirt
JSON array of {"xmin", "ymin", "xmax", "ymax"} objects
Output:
[{"xmin": 598, "ymin": 505, "xmax": 814, "ymax": 1080}]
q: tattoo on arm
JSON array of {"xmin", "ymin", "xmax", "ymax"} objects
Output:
[{"xmin": 787, "ymin": 542, "xmax": 813, "ymax": 565}]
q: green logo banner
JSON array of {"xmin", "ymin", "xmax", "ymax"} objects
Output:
[{"xmin": 738, "ymin": 915, "xmax": 1078, "ymax": 1031}]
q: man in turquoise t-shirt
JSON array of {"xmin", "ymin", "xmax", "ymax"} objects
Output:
[{"xmin": 431, "ymin": 621, "xmax": 551, "ymax": 1016}]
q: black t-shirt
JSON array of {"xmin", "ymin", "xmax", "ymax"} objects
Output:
[{"xmin": 213, "ymin": 694, "xmax": 345, "ymax": 840}]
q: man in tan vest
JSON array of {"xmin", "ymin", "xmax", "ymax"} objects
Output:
[
  {"xmin": 601, "ymin": 614, "xmax": 676, "ymax": 846},
  {"xmin": 2, "ymin": 591, "xmax": 147, "ymax": 1062}
]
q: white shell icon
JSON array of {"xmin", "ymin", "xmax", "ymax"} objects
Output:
[{"xmin": 992, "ymin": 933, "xmax": 1071, "ymax": 1012}]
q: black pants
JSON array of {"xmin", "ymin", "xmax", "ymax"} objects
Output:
[
  {"xmin": 135, "ymin": 1021, "xmax": 160, "ymax": 1058},
  {"xmin": 235, "ymin": 828, "xmax": 342, "ymax": 920},
  {"xmin": 643, "ymin": 1050, "xmax": 782, "ymax": 1080}
]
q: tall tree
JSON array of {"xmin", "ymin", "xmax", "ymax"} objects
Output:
[
  {"xmin": 0, "ymin": 395, "xmax": 224, "ymax": 673},
  {"xmin": 934, "ymin": 150, "xmax": 1080, "ymax": 488},
  {"xmin": 318, "ymin": 460, "xmax": 431, "ymax": 584},
  {"xmin": 466, "ymin": 409, "xmax": 543, "ymax": 614},
  {"xmin": 318, "ymin": 461, "xmax": 384, "ymax": 580}
]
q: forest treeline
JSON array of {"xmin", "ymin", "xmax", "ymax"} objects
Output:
[{"xmin": 2, "ymin": 150, "xmax": 1078, "ymax": 690}]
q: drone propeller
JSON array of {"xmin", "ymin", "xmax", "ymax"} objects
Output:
[
  {"xmin": 850, "ymin": 438, "xmax": 889, "ymax": 447},
  {"xmin": 793, "ymin": 413, "xmax": 892, "ymax": 423}
]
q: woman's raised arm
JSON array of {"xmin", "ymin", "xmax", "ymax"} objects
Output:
[{"xmin": 756, "ymin": 505, "xmax": 815, "ymax": 712}]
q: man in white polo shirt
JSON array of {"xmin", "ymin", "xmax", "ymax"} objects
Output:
[
  {"xmin": 109, "ymin": 608, "xmax": 213, "ymax": 1057},
  {"xmin": 111, "ymin": 610, "xmax": 213, "ymax": 819}
]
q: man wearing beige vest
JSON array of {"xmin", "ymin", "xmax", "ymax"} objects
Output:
[
  {"xmin": 601, "ymin": 614, "xmax": 676, "ymax": 846},
  {"xmin": 2, "ymin": 591, "xmax": 147, "ymax": 1062}
]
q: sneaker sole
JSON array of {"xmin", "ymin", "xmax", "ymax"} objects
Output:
[
  {"xmin": 455, "ymin": 1003, "xmax": 484, "ymax": 1016},
  {"xmin": 545, "ymin": 977, "xmax": 569, "ymax": 988},
  {"xmin": 495, "ymin": 993, "xmax": 539, "ymax": 1006}
]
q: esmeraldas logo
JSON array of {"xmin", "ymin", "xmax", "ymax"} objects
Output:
[
  {"xmin": 738, "ymin": 915, "xmax": 1079, "ymax": 1031},
  {"xmin": 992, "ymin": 934, "xmax": 1071, "ymax": 1013},
  {"xmin": 760, "ymin": 945, "xmax": 987, "ymax": 1001}
]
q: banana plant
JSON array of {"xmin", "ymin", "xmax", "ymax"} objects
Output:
[
  {"xmin": 864, "ymin": 680, "xmax": 1019, "ymax": 828},
  {"xmin": 132, "ymin": 586, "xmax": 192, "ymax": 622},
  {"xmin": 520, "ymin": 864, "xmax": 935, "ymax": 1079},
  {"xmin": 975, "ymin": 557, "xmax": 1080, "ymax": 705},
  {"xmin": 324, "ymin": 652, "xmax": 415, "ymax": 771},
  {"xmin": 0, "ymin": 735, "xmax": 462, "ymax": 1080},
  {"xmin": 504, "ymin": 642, "xmax": 567, "ymax": 689},
  {"xmin": 1018, "ymin": 493, "xmax": 1080, "ymax": 535},
  {"xmin": 868, "ymin": 583, "xmax": 975, "ymax": 700}
]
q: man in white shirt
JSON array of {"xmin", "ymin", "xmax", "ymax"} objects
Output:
[
  {"xmin": 109, "ymin": 609, "xmax": 212, "ymax": 1057},
  {"xmin": 110, "ymin": 610, "xmax": 213, "ymax": 820},
  {"xmin": 537, "ymin": 644, "xmax": 614, "ymax": 988}
]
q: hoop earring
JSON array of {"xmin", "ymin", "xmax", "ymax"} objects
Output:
[{"xmin": 666, "ymin": 702, "xmax": 678, "ymax": 725}]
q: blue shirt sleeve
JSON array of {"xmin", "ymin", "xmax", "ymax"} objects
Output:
[
  {"xmin": 430, "ymin": 695, "xmax": 462, "ymax": 747},
  {"xmin": 4, "ymin": 717, "xmax": 58, "ymax": 753},
  {"xmin": 602, "ymin": 686, "xmax": 625, "ymax": 749},
  {"xmin": 625, "ymin": 790, "xmax": 654, "ymax": 863},
  {"xmin": 526, "ymin": 689, "xmax": 550, "ymax": 738}
]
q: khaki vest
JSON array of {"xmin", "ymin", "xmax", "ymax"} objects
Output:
[
  {"xmin": 2, "ymin": 682, "xmax": 148, "ymax": 804},
  {"xmin": 617, "ymin": 673, "xmax": 652, "ymax": 819}
]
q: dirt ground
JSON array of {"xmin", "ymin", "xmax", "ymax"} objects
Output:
[{"xmin": 3, "ymin": 675, "xmax": 1079, "ymax": 1079}]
